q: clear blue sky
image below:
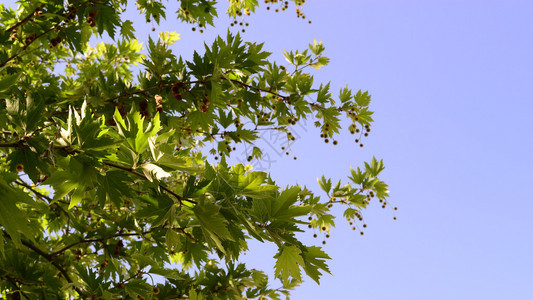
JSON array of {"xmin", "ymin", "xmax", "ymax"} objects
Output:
[
  {"xmin": 5, "ymin": 0, "xmax": 533, "ymax": 299},
  {"xmin": 177, "ymin": 1, "xmax": 533, "ymax": 299}
]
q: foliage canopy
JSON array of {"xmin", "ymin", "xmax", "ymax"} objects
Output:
[{"xmin": 0, "ymin": 0, "xmax": 390, "ymax": 299}]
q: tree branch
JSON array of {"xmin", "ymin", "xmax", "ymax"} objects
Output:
[
  {"xmin": 49, "ymin": 231, "xmax": 153, "ymax": 257},
  {"xmin": 0, "ymin": 141, "xmax": 24, "ymax": 148},
  {"xmin": 4, "ymin": 4, "xmax": 45, "ymax": 33},
  {"xmin": 2, "ymin": 232, "xmax": 85, "ymax": 297},
  {"xmin": 14, "ymin": 179, "xmax": 72, "ymax": 218},
  {"xmin": 6, "ymin": 276, "xmax": 30, "ymax": 300},
  {"xmin": 103, "ymin": 161, "xmax": 197, "ymax": 205},
  {"xmin": 103, "ymin": 80, "xmax": 203, "ymax": 103},
  {"xmin": 229, "ymin": 78, "xmax": 287, "ymax": 99}
]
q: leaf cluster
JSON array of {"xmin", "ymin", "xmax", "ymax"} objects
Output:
[{"xmin": 0, "ymin": 0, "xmax": 390, "ymax": 299}]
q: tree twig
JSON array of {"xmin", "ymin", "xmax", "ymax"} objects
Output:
[
  {"xmin": 229, "ymin": 78, "xmax": 286, "ymax": 99},
  {"xmin": 49, "ymin": 231, "xmax": 153, "ymax": 257},
  {"xmin": 2, "ymin": 231, "xmax": 85, "ymax": 297},
  {"xmin": 4, "ymin": 4, "xmax": 45, "ymax": 33},
  {"xmin": 103, "ymin": 161, "xmax": 197, "ymax": 205},
  {"xmin": 14, "ymin": 179, "xmax": 72, "ymax": 218},
  {"xmin": 6, "ymin": 276, "xmax": 30, "ymax": 300}
]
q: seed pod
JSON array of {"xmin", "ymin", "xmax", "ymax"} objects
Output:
[
  {"xmin": 24, "ymin": 33, "xmax": 37, "ymax": 45},
  {"xmin": 172, "ymin": 82, "xmax": 184, "ymax": 100},
  {"xmin": 140, "ymin": 110, "xmax": 150, "ymax": 119},
  {"xmin": 139, "ymin": 100, "xmax": 148, "ymax": 111}
]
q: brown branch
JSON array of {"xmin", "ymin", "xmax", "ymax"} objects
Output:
[
  {"xmin": 0, "ymin": 12, "xmax": 63, "ymax": 68},
  {"xmin": 103, "ymin": 161, "xmax": 197, "ymax": 205},
  {"xmin": 116, "ymin": 267, "xmax": 148, "ymax": 287},
  {"xmin": 15, "ymin": 180, "xmax": 52, "ymax": 203},
  {"xmin": 103, "ymin": 84, "xmax": 173, "ymax": 103},
  {"xmin": 4, "ymin": 4, "xmax": 45, "ymax": 33},
  {"xmin": 103, "ymin": 80, "xmax": 203, "ymax": 103},
  {"xmin": 19, "ymin": 239, "xmax": 84, "ymax": 296},
  {"xmin": 15, "ymin": 178, "xmax": 70, "ymax": 207},
  {"xmin": 0, "ymin": 26, "xmax": 55, "ymax": 68},
  {"xmin": 49, "ymin": 231, "xmax": 153, "ymax": 257},
  {"xmin": 0, "ymin": 142, "xmax": 22, "ymax": 147},
  {"xmin": 14, "ymin": 180, "xmax": 74, "ymax": 233},
  {"xmin": 229, "ymin": 79, "xmax": 286, "ymax": 98},
  {"xmin": 5, "ymin": 138, "xmax": 196, "ymax": 207},
  {"xmin": 5, "ymin": 276, "xmax": 30, "ymax": 300},
  {"xmin": 1, "ymin": 232, "xmax": 85, "ymax": 296},
  {"xmin": 174, "ymin": 226, "xmax": 195, "ymax": 241}
]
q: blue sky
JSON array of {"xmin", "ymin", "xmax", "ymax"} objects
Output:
[
  {"xmin": 5, "ymin": 0, "xmax": 533, "ymax": 299},
  {"xmin": 198, "ymin": 1, "xmax": 532, "ymax": 299}
]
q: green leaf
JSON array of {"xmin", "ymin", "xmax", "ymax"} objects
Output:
[
  {"xmin": 125, "ymin": 279, "xmax": 152, "ymax": 298},
  {"xmin": 317, "ymin": 175, "xmax": 331, "ymax": 194},
  {"xmin": 68, "ymin": 186, "xmax": 85, "ymax": 209},
  {"xmin": 354, "ymin": 90, "xmax": 371, "ymax": 107},
  {"xmin": 120, "ymin": 20, "xmax": 135, "ymax": 40},
  {"xmin": 316, "ymin": 82, "xmax": 332, "ymax": 104},
  {"xmin": 274, "ymin": 245, "xmax": 304, "ymax": 285},
  {"xmin": 339, "ymin": 85, "xmax": 352, "ymax": 103},
  {"xmin": 43, "ymin": 171, "xmax": 78, "ymax": 202},
  {"xmin": 0, "ymin": 177, "xmax": 34, "ymax": 246},
  {"xmin": 301, "ymin": 246, "xmax": 331, "ymax": 283},
  {"xmin": 189, "ymin": 289, "xmax": 206, "ymax": 300},
  {"xmin": 0, "ymin": 71, "xmax": 21, "ymax": 92},
  {"xmin": 159, "ymin": 31, "xmax": 180, "ymax": 45},
  {"xmin": 270, "ymin": 186, "xmax": 300, "ymax": 218},
  {"xmin": 309, "ymin": 56, "xmax": 330, "ymax": 69},
  {"xmin": 348, "ymin": 167, "xmax": 365, "ymax": 185},
  {"xmin": 193, "ymin": 198, "xmax": 233, "ymax": 250}
]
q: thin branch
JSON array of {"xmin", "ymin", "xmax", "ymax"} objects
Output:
[
  {"xmin": 4, "ymin": 4, "xmax": 45, "ymax": 33},
  {"xmin": 173, "ymin": 226, "xmax": 195, "ymax": 241},
  {"xmin": 19, "ymin": 239, "xmax": 84, "ymax": 296},
  {"xmin": 116, "ymin": 267, "xmax": 147, "ymax": 286},
  {"xmin": 15, "ymin": 180, "xmax": 52, "ymax": 203},
  {"xmin": 6, "ymin": 139, "xmax": 196, "ymax": 206},
  {"xmin": 0, "ymin": 18, "xmax": 61, "ymax": 68},
  {"xmin": 49, "ymin": 231, "xmax": 153, "ymax": 257},
  {"xmin": 1, "ymin": 232, "xmax": 85, "ymax": 296},
  {"xmin": 6, "ymin": 277, "xmax": 30, "ymax": 300},
  {"xmin": 103, "ymin": 80, "xmax": 203, "ymax": 103},
  {"xmin": 14, "ymin": 179, "xmax": 73, "ymax": 223},
  {"xmin": 103, "ymin": 161, "xmax": 197, "ymax": 205},
  {"xmin": 0, "ymin": 142, "xmax": 21, "ymax": 147},
  {"xmin": 229, "ymin": 79, "xmax": 286, "ymax": 98}
]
